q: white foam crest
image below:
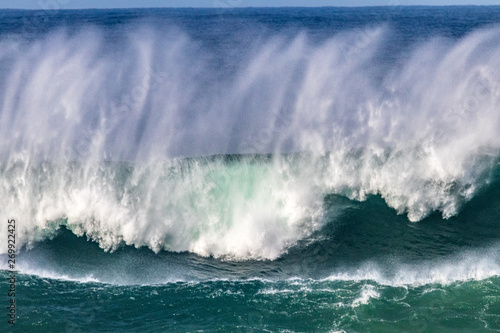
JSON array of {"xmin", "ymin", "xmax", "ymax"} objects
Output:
[
  {"xmin": 284, "ymin": 26, "xmax": 500, "ymax": 221},
  {"xmin": 352, "ymin": 285, "xmax": 380, "ymax": 307},
  {"xmin": 9, "ymin": 265, "xmax": 101, "ymax": 284},
  {"xmin": 0, "ymin": 158, "xmax": 323, "ymax": 259},
  {"xmin": 325, "ymin": 247, "xmax": 500, "ymax": 286},
  {"xmin": 1, "ymin": 24, "xmax": 500, "ymax": 258}
]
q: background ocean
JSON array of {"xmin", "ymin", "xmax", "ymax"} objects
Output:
[{"xmin": 1, "ymin": 5, "xmax": 500, "ymax": 332}]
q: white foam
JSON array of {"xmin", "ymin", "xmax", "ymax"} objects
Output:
[
  {"xmin": 352, "ymin": 285, "xmax": 380, "ymax": 307},
  {"xmin": 324, "ymin": 247, "xmax": 500, "ymax": 286},
  {"xmin": 13, "ymin": 267, "xmax": 101, "ymax": 284}
]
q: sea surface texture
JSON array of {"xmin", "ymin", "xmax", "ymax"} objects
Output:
[{"xmin": 1, "ymin": 6, "xmax": 500, "ymax": 332}]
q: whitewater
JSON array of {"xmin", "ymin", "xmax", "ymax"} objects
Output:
[{"xmin": 1, "ymin": 15, "xmax": 500, "ymax": 260}]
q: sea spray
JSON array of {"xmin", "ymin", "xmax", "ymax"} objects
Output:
[{"xmin": 1, "ymin": 21, "xmax": 500, "ymax": 258}]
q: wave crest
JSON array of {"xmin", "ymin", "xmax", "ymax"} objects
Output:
[{"xmin": 1, "ymin": 23, "xmax": 500, "ymax": 258}]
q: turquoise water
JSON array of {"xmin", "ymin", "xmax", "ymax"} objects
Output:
[
  {"xmin": 4, "ymin": 273, "xmax": 500, "ymax": 332},
  {"xmin": 2, "ymin": 6, "xmax": 500, "ymax": 332}
]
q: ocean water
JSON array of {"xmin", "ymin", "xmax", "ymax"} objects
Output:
[{"xmin": 1, "ymin": 6, "xmax": 500, "ymax": 332}]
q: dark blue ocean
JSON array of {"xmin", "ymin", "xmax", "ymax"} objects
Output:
[{"xmin": 1, "ymin": 6, "xmax": 500, "ymax": 332}]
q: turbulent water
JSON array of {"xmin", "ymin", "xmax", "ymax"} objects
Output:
[{"xmin": 1, "ymin": 6, "xmax": 500, "ymax": 332}]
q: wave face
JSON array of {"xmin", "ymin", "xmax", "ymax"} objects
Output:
[{"xmin": 1, "ymin": 8, "xmax": 500, "ymax": 260}]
